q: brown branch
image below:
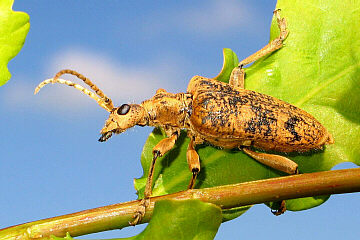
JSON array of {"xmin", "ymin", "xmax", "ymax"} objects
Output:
[{"xmin": 1, "ymin": 168, "xmax": 360, "ymax": 240}]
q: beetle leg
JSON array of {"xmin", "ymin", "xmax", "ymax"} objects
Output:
[
  {"xmin": 242, "ymin": 147, "xmax": 298, "ymax": 175},
  {"xmin": 271, "ymin": 199, "xmax": 287, "ymax": 216},
  {"xmin": 229, "ymin": 67, "xmax": 245, "ymax": 89},
  {"xmin": 187, "ymin": 136, "xmax": 201, "ymax": 189},
  {"xmin": 229, "ymin": 9, "xmax": 288, "ymax": 89},
  {"xmin": 242, "ymin": 147, "xmax": 299, "ymax": 216},
  {"xmin": 130, "ymin": 130, "xmax": 179, "ymax": 226},
  {"xmin": 239, "ymin": 9, "xmax": 288, "ymax": 67}
]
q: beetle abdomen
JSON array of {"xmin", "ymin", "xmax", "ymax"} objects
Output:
[{"xmin": 188, "ymin": 76, "xmax": 333, "ymax": 152}]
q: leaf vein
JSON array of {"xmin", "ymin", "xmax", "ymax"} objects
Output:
[{"xmin": 295, "ymin": 62, "xmax": 360, "ymax": 106}]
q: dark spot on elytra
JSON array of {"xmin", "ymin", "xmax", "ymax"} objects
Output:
[
  {"xmin": 228, "ymin": 96, "xmax": 248, "ymax": 106},
  {"xmin": 244, "ymin": 105, "xmax": 276, "ymax": 137},
  {"xmin": 245, "ymin": 119, "xmax": 257, "ymax": 134},
  {"xmin": 284, "ymin": 116, "xmax": 302, "ymax": 142}
]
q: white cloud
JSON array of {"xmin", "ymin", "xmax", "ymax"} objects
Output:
[
  {"xmin": 3, "ymin": 48, "xmax": 185, "ymax": 114},
  {"xmin": 47, "ymin": 48, "xmax": 177, "ymax": 103}
]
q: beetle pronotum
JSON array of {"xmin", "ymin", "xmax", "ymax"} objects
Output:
[{"xmin": 35, "ymin": 10, "xmax": 334, "ymax": 225}]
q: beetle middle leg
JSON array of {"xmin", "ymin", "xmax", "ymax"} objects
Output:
[
  {"xmin": 186, "ymin": 135, "xmax": 202, "ymax": 189},
  {"xmin": 130, "ymin": 130, "xmax": 180, "ymax": 225},
  {"xmin": 229, "ymin": 9, "xmax": 288, "ymax": 89},
  {"xmin": 242, "ymin": 147, "xmax": 299, "ymax": 215}
]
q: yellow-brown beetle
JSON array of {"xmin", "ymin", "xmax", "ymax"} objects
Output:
[{"xmin": 34, "ymin": 10, "xmax": 333, "ymax": 224}]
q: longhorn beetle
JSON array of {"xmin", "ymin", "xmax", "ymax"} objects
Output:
[{"xmin": 35, "ymin": 10, "xmax": 334, "ymax": 225}]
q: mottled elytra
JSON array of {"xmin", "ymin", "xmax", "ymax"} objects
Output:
[{"xmin": 34, "ymin": 10, "xmax": 333, "ymax": 225}]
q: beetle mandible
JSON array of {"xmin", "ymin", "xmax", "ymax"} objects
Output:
[{"xmin": 34, "ymin": 10, "xmax": 334, "ymax": 225}]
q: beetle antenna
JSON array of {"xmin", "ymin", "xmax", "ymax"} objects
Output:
[
  {"xmin": 34, "ymin": 69, "xmax": 114, "ymax": 112},
  {"xmin": 54, "ymin": 69, "xmax": 113, "ymax": 106}
]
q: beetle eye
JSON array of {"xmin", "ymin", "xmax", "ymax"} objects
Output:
[{"xmin": 117, "ymin": 104, "xmax": 131, "ymax": 115}]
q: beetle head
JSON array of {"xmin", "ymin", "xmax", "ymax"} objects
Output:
[{"xmin": 99, "ymin": 103, "xmax": 147, "ymax": 142}]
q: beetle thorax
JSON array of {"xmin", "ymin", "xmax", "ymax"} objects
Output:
[{"xmin": 141, "ymin": 89, "xmax": 192, "ymax": 129}]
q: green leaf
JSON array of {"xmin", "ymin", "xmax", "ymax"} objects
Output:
[
  {"xmin": 130, "ymin": 200, "xmax": 222, "ymax": 240},
  {"xmin": 221, "ymin": 206, "xmax": 251, "ymax": 223},
  {"xmin": 214, "ymin": 48, "xmax": 239, "ymax": 83},
  {"xmin": 0, "ymin": 0, "xmax": 30, "ymax": 86},
  {"xmin": 135, "ymin": 0, "xmax": 360, "ymax": 217}
]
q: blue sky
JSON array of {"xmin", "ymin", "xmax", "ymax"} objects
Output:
[{"xmin": 0, "ymin": 1, "xmax": 359, "ymax": 239}]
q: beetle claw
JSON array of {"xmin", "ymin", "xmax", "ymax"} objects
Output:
[
  {"xmin": 129, "ymin": 198, "xmax": 149, "ymax": 226},
  {"xmin": 271, "ymin": 200, "xmax": 286, "ymax": 216}
]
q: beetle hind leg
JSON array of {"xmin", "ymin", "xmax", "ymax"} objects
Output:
[
  {"xmin": 271, "ymin": 199, "xmax": 287, "ymax": 216},
  {"xmin": 242, "ymin": 147, "xmax": 299, "ymax": 215},
  {"xmin": 242, "ymin": 147, "xmax": 298, "ymax": 175}
]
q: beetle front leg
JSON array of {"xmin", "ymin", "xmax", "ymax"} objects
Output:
[
  {"xmin": 229, "ymin": 9, "xmax": 288, "ymax": 89},
  {"xmin": 130, "ymin": 130, "xmax": 179, "ymax": 226},
  {"xmin": 145, "ymin": 131, "xmax": 179, "ymax": 197},
  {"xmin": 242, "ymin": 147, "xmax": 299, "ymax": 215}
]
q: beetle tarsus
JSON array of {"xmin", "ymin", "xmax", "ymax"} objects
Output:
[
  {"xmin": 188, "ymin": 169, "xmax": 199, "ymax": 189},
  {"xmin": 129, "ymin": 148, "xmax": 163, "ymax": 225},
  {"xmin": 271, "ymin": 200, "xmax": 287, "ymax": 216},
  {"xmin": 153, "ymin": 150, "xmax": 161, "ymax": 159},
  {"xmin": 129, "ymin": 198, "xmax": 150, "ymax": 226}
]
